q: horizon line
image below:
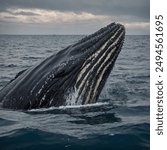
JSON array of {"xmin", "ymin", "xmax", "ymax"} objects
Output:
[{"xmin": 0, "ymin": 34, "xmax": 150, "ymax": 36}]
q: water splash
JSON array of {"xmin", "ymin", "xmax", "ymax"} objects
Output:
[{"xmin": 65, "ymin": 87, "xmax": 80, "ymax": 105}]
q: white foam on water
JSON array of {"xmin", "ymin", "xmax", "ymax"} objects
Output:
[
  {"xmin": 28, "ymin": 102, "xmax": 109, "ymax": 112},
  {"xmin": 65, "ymin": 87, "xmax": 80, "ymax": 105},
  {"xmin": 59, "ymin": 102, "xmax": 109, "ymax": 109}
]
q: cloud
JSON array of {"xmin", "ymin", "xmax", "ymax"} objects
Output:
[
  {"xmin": 125, "ymin": 22, "xmax": 150, "ymax": 29},
  {"xmin": 0, "ymin": 0, "xmax": 149, "ymax": 20},
  {"xmin": 0, "ymin": 8, "xmax": 110, "ymax": 24},
  {"xmin": 0, "ymin": 0, "xmax": 150, "ymax": 34}
]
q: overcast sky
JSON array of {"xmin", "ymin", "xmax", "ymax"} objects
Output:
[{"xmin": 0, "ymin": 0, "xmax": 150, "ymax": 35}]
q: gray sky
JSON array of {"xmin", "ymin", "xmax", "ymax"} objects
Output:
[{"xmin": 0, "ymin": 0, "xmax": 150, "ymax": 35}]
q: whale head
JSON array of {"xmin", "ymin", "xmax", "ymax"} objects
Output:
[
  {"xmin": 63, "ymin": 23, "xmax": 125, "ymax": 105},
  {"xmin": 0, "ymin": 22, "xmax": 125, "ymax": 109}
]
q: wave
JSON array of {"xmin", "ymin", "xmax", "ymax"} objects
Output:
[{"xmin": 0, "ymin": 123, "xmax": 149, "ymax": 150}]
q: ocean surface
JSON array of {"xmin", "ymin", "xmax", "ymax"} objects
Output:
[{"xmin": 0, "ymin": 35, "xmax": 149, "ymax": 150}]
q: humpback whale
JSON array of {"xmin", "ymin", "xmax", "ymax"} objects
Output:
[{"xmin": 0, "ymin": 22, "xmax": 125, "ymax": 109}]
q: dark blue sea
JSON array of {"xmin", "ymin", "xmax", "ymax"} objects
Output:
[{"xmin": 0, "ymin": 35, "xmax": 149, "ymax": 150}]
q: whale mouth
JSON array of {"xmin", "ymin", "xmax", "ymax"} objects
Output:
[{"xmin": 66, "ymin": 23, "xmax": 125, "ymax": 105}]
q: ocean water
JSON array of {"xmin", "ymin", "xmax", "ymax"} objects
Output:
[{"xmin": 0, "ymin": 35, "xmax": 149, "ymax": 150}]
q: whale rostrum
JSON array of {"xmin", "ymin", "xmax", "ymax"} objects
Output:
[{"xmin": 0, "ymin": 22, "xmax": 125, "ymax": 109}]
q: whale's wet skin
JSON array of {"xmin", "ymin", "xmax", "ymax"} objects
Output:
[{"xmin": 0, "ymin": 23, "xmax": 125, "ymax": 109}]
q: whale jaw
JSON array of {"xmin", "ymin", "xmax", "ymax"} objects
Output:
[
  {"xmin": 0, "ymin": 22, "xmax": 125, "ymax": 109},
  {"xmin": 71, "ymin": 23, "xmax": 125, "ymax": 105}
]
